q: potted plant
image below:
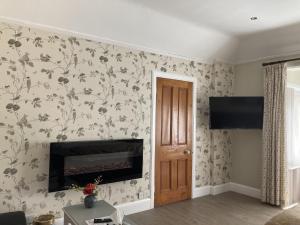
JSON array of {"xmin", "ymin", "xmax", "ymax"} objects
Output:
[{"xmin": 70, "ymin": 177, "xmax": 101, "ymax": 208}]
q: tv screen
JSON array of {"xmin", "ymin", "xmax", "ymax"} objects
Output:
[
  {"xmin": 48, "ymin": 139, "xmax": 143, "ymax": 192},
  {"xmin": 209, "ymin": 97, "xmax": 264, "ymax": 129}
]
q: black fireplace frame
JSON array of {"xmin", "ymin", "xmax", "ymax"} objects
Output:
[{"xmin": 48, "ymin": 139, "xmax": 143, "ymax": 192}]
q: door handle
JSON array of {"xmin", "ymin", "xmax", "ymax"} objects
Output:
[{"xmin": 184, "ymin": 150, "xmax": 191, "ymax": 155}]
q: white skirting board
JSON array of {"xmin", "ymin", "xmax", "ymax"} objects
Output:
[
  {"xmin": 192, "ymin": 185, "xmax": 211, "ymax": 198},
  {"xmin": 115, "ymin": 198, "xmax": 151, "ymax": 215},
  {"xmin": 210, "ymin": 183, "xmax": 231, "ymax": 195},
  {"xmin": 229, "ymin": 182, "xmax": 261, "ymax": 199},
  {"xmin": 192, "ymin": 183, "xmax": 231, "ymax": 198},
  {"xmin": 193, "ymin": 182, "xmax": 261, "ymax": 199},
  {"xmin": 193, "ymin": 183, "xmax": 230, "ymax": 198}
]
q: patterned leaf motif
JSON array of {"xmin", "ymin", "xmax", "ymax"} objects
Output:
[{"xmin": 0, "ymin": 22, "xmax": 234, "ymax": 218}]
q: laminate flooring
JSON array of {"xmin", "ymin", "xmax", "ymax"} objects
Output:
[{"xmin": 128, "ymin": 192, "xmax": 282, "ymax": 225}]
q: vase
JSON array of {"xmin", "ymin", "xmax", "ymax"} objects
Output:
[{"xmin": 84, "ymin": 195, "xmax": 96, "ymax": 208}]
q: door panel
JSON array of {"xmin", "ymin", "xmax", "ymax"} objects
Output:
[
  {"xmin": 178, "ymin": 88, "xmax": 188, "ymax": 145},
  {"xmin": 177, "ymin": 159, "xmax": 188, "ymax": 188},
  {"xmin": 161, "ymin": 86, "xmax": 172, "ymax": 146},
  {"xmin": 160, "ymin": 161, "xmax": 171, "ymax": 191},
  {"xmin": 155, "ymin": 78, "xmax": 193, "ymax": 206}
]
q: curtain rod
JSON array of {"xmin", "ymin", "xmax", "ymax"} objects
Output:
[{"xmin": 262, "ymin": 57, "xmax": 300, "ymax": 66}]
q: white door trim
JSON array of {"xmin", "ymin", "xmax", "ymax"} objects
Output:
[{"xmin": 150, "ymin": 70, "xmax": 197, "ymax": 208}]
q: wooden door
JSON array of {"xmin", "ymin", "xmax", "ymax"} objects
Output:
[{"xmin": 155, "ymin": 78, "xmax": 193, "ymax": 206}]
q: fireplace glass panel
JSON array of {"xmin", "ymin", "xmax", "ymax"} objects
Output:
[{"xmin": 64, "ymin": 152, "xmax": 134, "ymax": 176}]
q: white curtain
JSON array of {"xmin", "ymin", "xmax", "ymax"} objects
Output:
[{"xmin": 286, "ymin": 86, "xmax": 300, "ymax": 170}]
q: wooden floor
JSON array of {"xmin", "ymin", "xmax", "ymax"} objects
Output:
[{"xmin": 128, "ymin": 192, "xmax": 282, "ymax": 225}]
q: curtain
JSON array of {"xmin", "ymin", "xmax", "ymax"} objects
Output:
[
  {"xmin": 286, "ymin": 87, "xmax": 300, "ymax": 169},
  {"xmin": 286, "ymin": 85, "xmax": 300, "ymax": 206},
  {"xmin": 262, "ymin": 63, "xmax": 287, "ymax": 207}
]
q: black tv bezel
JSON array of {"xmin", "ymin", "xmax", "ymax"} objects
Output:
[
  {"xmin": 209, "ymin": 96, "xmax": 264, "ymax": 130},
  {"xmin": 48, "ymin": 139, "xmax": 143, "ymax": 193}
]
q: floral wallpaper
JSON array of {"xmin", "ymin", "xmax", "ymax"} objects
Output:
[
  {"xmin": 210, "ymin": 63, "xmax": 235, "ymax": 185},
  {"xmin": 0, "ymin": 21, "xmax": 234, "ymax": 218}
]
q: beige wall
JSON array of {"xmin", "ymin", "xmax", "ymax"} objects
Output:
[
  {"xmin": 232, "ymin": 57, "xmax": 300, "ymax": 190},
  {"xmin": 232, "ymin": 60, "xmax": 264, "ymax": 189}
]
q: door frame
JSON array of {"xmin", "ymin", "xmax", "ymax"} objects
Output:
[{"xmin": 151, "ymin": 70, "xmax": 197, "ymax": 208}]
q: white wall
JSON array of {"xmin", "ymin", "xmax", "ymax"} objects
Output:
[{"xmin": 0, "ymin": 0, "xmax": 239, "ymax": 64}]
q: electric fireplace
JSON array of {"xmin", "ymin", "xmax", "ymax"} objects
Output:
[{"xmin": 48, "ymin": 139, "xmax": 143, "ymax": 192}]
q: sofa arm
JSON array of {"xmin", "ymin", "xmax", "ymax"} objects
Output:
[{"xmin": 0, "ymin": 211, "xmax": 26, "ymax": 225}]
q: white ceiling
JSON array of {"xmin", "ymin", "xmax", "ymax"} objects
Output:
[
  {"xmin": 127, "ymin": 0, "xmax": 300, "ymax": 36},
  {"xmin": 2, "ymin": 0, "xmax": 300, "ymax": 63},
  {"xmin": 0, "ymin": 0, "xmax": 239, "ymax": 63}
]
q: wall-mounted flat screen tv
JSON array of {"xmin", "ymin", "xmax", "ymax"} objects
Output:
[{"xmin": 209, "ymin": 97, "xmax": 264, "ymax": 129}]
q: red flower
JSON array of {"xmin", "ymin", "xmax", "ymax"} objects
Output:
[{"xmin": 83, "ymin": 183, "xmax": 96, "ymax": 195}]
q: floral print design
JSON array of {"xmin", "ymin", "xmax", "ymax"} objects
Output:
[
  {"xmin": 0, "ymin": 22, "xmax": 234, "ymax": 218},
  {"xmin": 210, "ymin": 63, "xmax": 235, "ymax": 185}
]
